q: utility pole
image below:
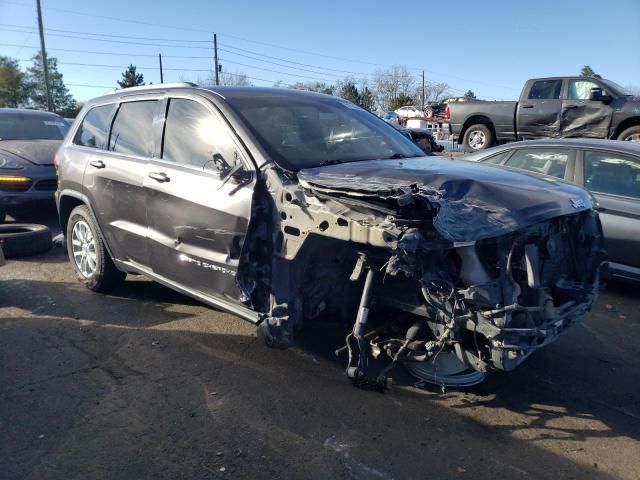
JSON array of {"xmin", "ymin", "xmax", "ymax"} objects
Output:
[
  {"xmin": 421, "ymin": 70, "xmax": 425, "ymax": 111},
  {"xmin": 213, "ymin": 33, "xmax": 219, "ymax": 86},
  {"xmin": 36, "ymin": 0, "xmax": 53, "ymax": 112},
  {"xmin": 158, "ymin": 53, "xmax": 164, "ymax": 83}
]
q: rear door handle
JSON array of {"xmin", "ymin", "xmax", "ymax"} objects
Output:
[
  {"xmin": 89, "ymin": 160, "xmax": 105, "ymax": 169},
  {"xmin": 521, "ymin": 105, "xmax": 534, "ymax": 109},
  {"xmin": 148, "ymin": 172, "xmax": 170, "ymax": 183},
  {"xmin": 565, "ymin": 105, "xmax": 578, "ymax": 109}
]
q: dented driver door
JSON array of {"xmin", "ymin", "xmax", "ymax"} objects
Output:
[
  {"xmin": 144, "ymin": 94, "xmax": 255, "ymax": 303},
  {"xmin": 561, "ymin": 79, "xmax": 613, "ymax": 138}
]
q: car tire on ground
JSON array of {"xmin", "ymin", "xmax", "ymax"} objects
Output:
[
  {"xmin": 0, "ymin": 223, "xmax": 52, "ymax": 258},
  {"xmin": 66, "ymin": 205, "xmax": 125, "ymax": 293},
  {"xmin": 463, "ymin": 124, "xmax": 494, "ymax": 152},
  {"xmin": 617, "ymin": 125, "xmax": 640, "ymax": 143}
]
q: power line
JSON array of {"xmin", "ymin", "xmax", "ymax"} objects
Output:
[
  {"xmin": 0, "ymin": 1, "xmax": 515, "ymax": 90},
  {"xmin": 0, "ymin": 42, "xmax": 213, "ymax": 58},
  {"xmin": 0, "ymin": 27, "xmax": 212, "ymax": 49},
  {"xmin": 0, "ymin": 22, "xmax": 211, "ymax": 43}
]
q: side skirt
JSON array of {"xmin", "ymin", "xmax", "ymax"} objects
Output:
[{"xmin": 114, "ymin": 259, "xmax": 261, "ymax": 324}]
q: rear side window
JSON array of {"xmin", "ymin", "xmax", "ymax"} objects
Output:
[
  {"xmin": 528, "ymin": 80, "xmax": 562, "ymax": 100},
  {"xmin": 162, "ymin": 98, "xmax": 240, "ymax": 169},
  {"xmin": 483, "ymin": 151, "xmax": 511, "ymax": 164},
  {"xmin": 74, "ymin": 105, "xmax": 113, "ymax": 149},
  {"xmin": 505, "ymin": 148, "xmax": 569, "ymax": 179},
  {"xmin": 109, "ymin": 100, "xmax": 157, "ymax": 157},
  {"xmin": 584, "ymin": 150, "xmax": 640, "ymax": 199}
]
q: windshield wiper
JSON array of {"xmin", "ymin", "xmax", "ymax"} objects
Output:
[{"xmin": 389, "ymin": 153, "xmax": 412, "ymax": 159}]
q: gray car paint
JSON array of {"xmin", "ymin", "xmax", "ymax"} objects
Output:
[
  {"xmin": 57, "ymin": 84, "xmax": 604, "ymax": 389},
  {"xmin": 463, "ymin": 139, "xmax": 640, "ymax": 280}
]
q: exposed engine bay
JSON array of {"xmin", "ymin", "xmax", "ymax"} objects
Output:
[{"xmin": 238, "ymin": 156, "xmax": 604, "ymax": 389}]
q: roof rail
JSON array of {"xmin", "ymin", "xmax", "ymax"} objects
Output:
[{"xmin": 117, "ymin": 81, "xmax": 197, "ymax": 93}]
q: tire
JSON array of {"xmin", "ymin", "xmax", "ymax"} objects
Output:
[
  {"xmin": 425, "ymin": 107, "xmax": 434, "ymax": 118},
  {"xmin": 0, "ymin": 223, "xmax": 52, "ymax": 258},
  {"xmin": 66, "ymin": 205, "xmax": 125, "ymax": 293},
  {"xmin": 617, "ymin": 125, "xmax": 640, "ymax": 143},
  {"xmin": 463, "ymin": 124, "xmax": 494, "ymax": 152}
]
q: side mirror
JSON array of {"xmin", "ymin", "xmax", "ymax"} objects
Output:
[{"xmin": 589, "ymin": 87, "xmax": 612, "ymax": 103}]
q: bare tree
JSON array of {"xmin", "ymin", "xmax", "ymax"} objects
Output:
[
  {"xmin": 202, "ymin": 70, "xmax": 253, "ymax": 86},
  {"xmin": 624, "ymin": 85, "xmax": 640, "ymax": 96},
  {"xmin": 421, "ymin": 82, "xmax": 452, "ymax": 103},
  {"xmin": 372, "ymin": 65, "xmax": 416, "ymax": 110}
]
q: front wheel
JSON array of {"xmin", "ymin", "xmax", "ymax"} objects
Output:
[
  {"xmin": 617, "ymin": 125, "xmax": 640, "ymax": 143},
  {"xmin": 66, "ymin": 205, "xmax": 125, "ymax": 293},
  {"xmin": 463, "ymin": 124, "xmax": 494, "ymax": 152}
]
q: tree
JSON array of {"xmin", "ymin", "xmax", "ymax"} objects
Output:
[
  {"xmin": 118, "ymin": 64, "xmax": 145, "ymax": 88},
  {"xmin": 624, "ymin": 85, "xmax": 640, "ymax": 97},
  {"xmin": 463, "ymin": 90, "xmax": 477, "ymax": 99},
  {"xmin": 288, "ymin": 81, "xmax": 335, "ymax": 95},
  {"xmin": 421, "ymin": 82, "xmax": 452, "ymax": 103},
  {"xmin": 23, "ymin": 52, "xmax": 75, "ymax": 113},
  {"xmin": 372, "ymin": 65, "xmax": 415, "ymax": 110},
  {"xmin": 220, "ymin": 71, "xmax": 252, "ymax": 86},
  {"xmin": 0, "ymin": 56, "xmax": 26, "ymax": 108},
  {"xmin": 338, "ymin": 80, "xmax": 360, "ymax": 104},
  {"xmin": 359, "ymin": 86, "xmax": 375, "ymax": 112},
  {"xmin": 388, "ymin": 93, "xmax": 415, "ymax": 111},
  {"xmin": 580, "ymin": 65, "xmax": 601, "ymax": 79}
]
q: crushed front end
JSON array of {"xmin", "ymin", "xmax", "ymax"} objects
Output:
[{"xmin": 240, "ymin": 157, "xmax": 604, "ymax": 389}]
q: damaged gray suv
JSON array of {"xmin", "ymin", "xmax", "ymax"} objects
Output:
[{"xmin": 56, "ymin": 83, "xmax": 603, "ymax": 389}]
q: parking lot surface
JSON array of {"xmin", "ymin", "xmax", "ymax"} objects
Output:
[{"xmin": 1, "ymin": 208, "xmax": 639, "ymax": 480}]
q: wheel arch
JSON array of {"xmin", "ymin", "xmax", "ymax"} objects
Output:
[
  {"xmin": 58, "ymin": 190, "xmax": 118, "ymax": 264},
  {"xmin": 459, "ymin": 115, "xmax": 496, "ymax": 144},
  {"xmin": 612, "ymin": 117, "xmax": 640, "ymax": 140}
]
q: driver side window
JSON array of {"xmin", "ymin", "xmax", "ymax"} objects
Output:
[
  {"xmin": 568, "ymin": 80, "xmax": 601, "ymax": 100},
  {"xmin": 162, "ymin": 98, "xmax": 241, "ymax": 170}
]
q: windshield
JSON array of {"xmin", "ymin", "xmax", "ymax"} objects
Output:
[
  {"xmin": 599, "ymin": 79, "xmax": 632, "ymax": 96},
  {"xmin": 0, "ymin": 112, "xmax": 69, "ymax": 141},
  {"xmin": 225, "ymin": 94, "xmax": 424, "ymax": 171}
]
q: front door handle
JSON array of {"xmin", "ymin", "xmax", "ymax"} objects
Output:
[
  {"xmin": 89, "ymin": 160, "xmax": 105, "ymax": 169},
  {"xmin": 148, "ymin": 172, "xmax": 170, "ymax": 183},
  {"xmin": 565, "ymin": 105, "xmax": 578, "ymax": 109},
  {"xmin": 521, "ymin": 105, "xmax": 534, "ymax": 109}
]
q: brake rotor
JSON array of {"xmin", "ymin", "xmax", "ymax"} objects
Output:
[{"xmin": 403, "ymin": 351, "xmax": 487, "ymax": 388}]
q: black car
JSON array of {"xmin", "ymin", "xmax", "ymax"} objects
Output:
[
  {"xmin": 462, "ymin": 139, "xmax": 640, "ymax": 281},
  {"xmin": 56, "ymin": 83, "xmax": 603, "ymax": 388},
  {"xmin": 0, "ymin": 108, "xmax": 69, "ymax": 221}
]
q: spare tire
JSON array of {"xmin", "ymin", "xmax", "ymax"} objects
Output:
[{"xmin": 0, "ymin": 224, "xmax": 52, "ymax": 258}]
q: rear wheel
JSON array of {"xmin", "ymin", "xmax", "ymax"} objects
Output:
[
  {"xmin": 617, "ymin": 125, "xmax": 640, "ymax": 143},
  {"xmin": 463, "ymin": 124, "xmax": 494, "ymax": 152},
  {"xmin": 66, "ymin": 205, "xmax": 125, "ymax": 293}
]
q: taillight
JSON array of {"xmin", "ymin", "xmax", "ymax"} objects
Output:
[{"xmin": 444, "ymin": 105, "xmax": 451, "ymax": 121}]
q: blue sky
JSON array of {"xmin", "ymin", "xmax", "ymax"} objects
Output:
[{"xmin": 1, "ymin": 0, "xmax": 639, "ymax": 102}]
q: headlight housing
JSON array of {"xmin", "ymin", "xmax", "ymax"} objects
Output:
[{"xmin": 0, "ymin": 154, "xmax": 24, "ymax": 170}]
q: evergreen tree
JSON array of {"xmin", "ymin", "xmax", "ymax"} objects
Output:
[
  {"xmin": 118, "ymin": 64, "xmax": 145, "ymax": 88},
  {"xmin": 339, "ymin": 81, "xmax": 361, "ymax": 105},
  {"xmin": 0, "ymin": 56, "xmax": 26, "ymax": 108},
  {"xmin": 23, "ymin": 52, "xmax": 75, "ymax": 113},
  {"xmin": 463, "ymin": 90, "xmax": 477, "ymax": 99},
  {"xmin": 358, "ymin": 86, "xmax": 375, "ymax": 112}
]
